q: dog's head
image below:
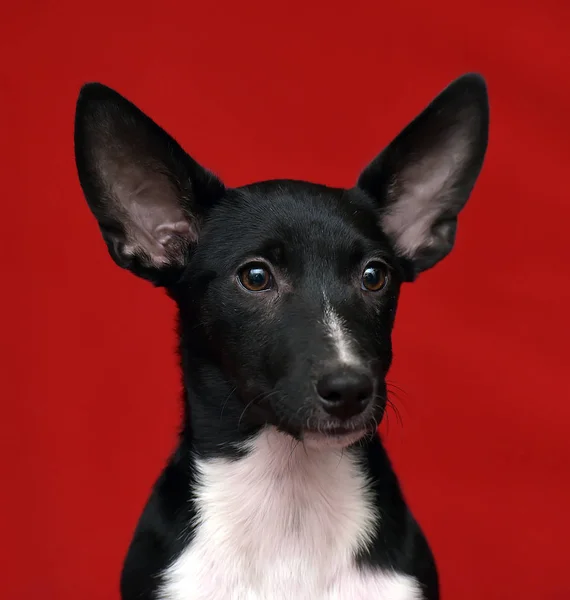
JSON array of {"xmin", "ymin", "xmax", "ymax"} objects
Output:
[{"xmin": 74, "ymin": 75, "xmax": 488, "ymax": 448}]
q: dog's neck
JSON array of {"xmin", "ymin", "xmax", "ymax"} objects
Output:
[{"xmin": 182, "ymin": 385, "xmax": 261, "ymax": 458}]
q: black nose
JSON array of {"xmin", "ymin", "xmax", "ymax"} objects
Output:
[{"xmin": 316, "ymin": 369, "xmax": 374, "ymax": 420}]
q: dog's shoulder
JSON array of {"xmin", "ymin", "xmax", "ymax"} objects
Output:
[{"xmin": 120, "ymin": 444, "xmax": 198, "ymax": 600}]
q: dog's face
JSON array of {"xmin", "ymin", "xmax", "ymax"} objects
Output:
[
  {"xmin": 177, "ymin": 182, "xmax": 402, "ymax": 441},
  {"xmin": 74, "ymin": 75, "xmax": 488, "ymax": 447}
]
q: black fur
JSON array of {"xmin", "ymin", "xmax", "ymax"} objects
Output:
[{"xmin": 73, "ymin": 73, "xmax": 488, "ymax": 600}]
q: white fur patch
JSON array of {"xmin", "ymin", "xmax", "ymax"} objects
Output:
[
  {"xmin": 159, "ymin": 427, "xmax": 422, "ymax": 599},
  {"xmin": 322, "ymin": 299, "xmax": 362, "ymax": 367}
]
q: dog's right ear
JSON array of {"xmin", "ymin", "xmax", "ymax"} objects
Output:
[{"xmin": 74, "ymin": 84, "xmax": 225, "ymax": 286}]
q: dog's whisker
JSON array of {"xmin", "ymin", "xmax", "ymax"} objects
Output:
[
  {"xmin": 336, "ymin": 448, "xmax": 345, "ymax": 469},
  {"xmin": 220, "ymin": 386, "xmax": 238, "ymax": 423},
  {"xmin": 386, "ymin": 397, "xmax": 404, "ymax": 428},
  {"xmin": 386, "ymin": 380, "xmax": 408, "ymax": 395},
  {"xmin": 287, "ymin": 439, "xmax": 301, "ymax": 464},
  {"xmin": 237, "ymin": 389, "xmax": 282, "ymax": 429}
]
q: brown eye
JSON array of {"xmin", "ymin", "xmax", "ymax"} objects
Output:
[
  {"xmin": 238, "ymin": 263, "xmax": 272, "ymax": 291},
  {"xmin": 361, "ymin": 262, "xmax": 388, "ymax": 292}
]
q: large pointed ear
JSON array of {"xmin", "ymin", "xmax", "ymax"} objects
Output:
[
  {"xmin": 74, "ymin": 83, "xmax": 225, "ymax": 286},
  {"xmin": 356, "ymin": 73, "xmax": 489, "ymax": 279}
]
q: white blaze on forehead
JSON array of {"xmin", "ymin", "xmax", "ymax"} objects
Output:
[{"xmin": 322, "ymin": 295, "xmax": 361, "ymax": 366}]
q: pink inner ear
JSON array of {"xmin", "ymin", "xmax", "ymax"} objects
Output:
[
  {"xmin": 111, "ymin": 165, "xmax": 196, "ymax": 267},
  {"xmin": 380, "ymin": 133, "xmax": 469, "ymax": 259}
]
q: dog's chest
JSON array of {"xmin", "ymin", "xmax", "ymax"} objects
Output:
[{"xmin": 159, "ymin": 429, "xmax": 422, "ymax": 599}]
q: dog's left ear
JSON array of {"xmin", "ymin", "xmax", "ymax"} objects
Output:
[{"xmin": 356, "ymin": 73, "xmax": 489, "ymax": 279}]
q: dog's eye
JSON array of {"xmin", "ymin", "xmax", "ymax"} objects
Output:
[
  {"xmin": 238, "ymin": 264, "xmax": 272, "ymax": 292},
  {"xmin": 361, "ymin": 262, "xmax": 388, "ymax": 292}
]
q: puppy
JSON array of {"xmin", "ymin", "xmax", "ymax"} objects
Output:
[{"xmin": 74, "ymin": 73, "xmax": 488, "ymax": 600}]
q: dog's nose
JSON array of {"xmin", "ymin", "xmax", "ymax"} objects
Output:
[{"xmin": 316, "ymin": 369, "xmax": 374, "ymax": 420}]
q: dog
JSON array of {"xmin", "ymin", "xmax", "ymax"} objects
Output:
[{"xmin": 74, "ymin": 73, "xmax": 488, "ymax": 600}]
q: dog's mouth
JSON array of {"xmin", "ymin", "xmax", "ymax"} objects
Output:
[
  {"xmin": 249, "ymin": 389, "xmax": 385, "ymax": 449},
  {"xmin": 301, "ymin": 428, "xmax": 369, "ymax": 449},
  {"xmin": 300, "ymin": 423, "xmax": 375, "ymax": 449}
]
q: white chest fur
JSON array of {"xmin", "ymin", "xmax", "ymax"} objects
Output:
[{"xmin": 159, "ymin": 428, "xmax": 421, "ymax": 600}]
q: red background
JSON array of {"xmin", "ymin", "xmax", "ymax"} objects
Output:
[{"xmin": 2, "ymin": 1, "xmax": 569, "ymax": 599}]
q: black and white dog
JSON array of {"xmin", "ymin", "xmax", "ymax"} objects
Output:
[{"xmin": 74, "ymin": 73, "xmax": 488, "ymax": 600}]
